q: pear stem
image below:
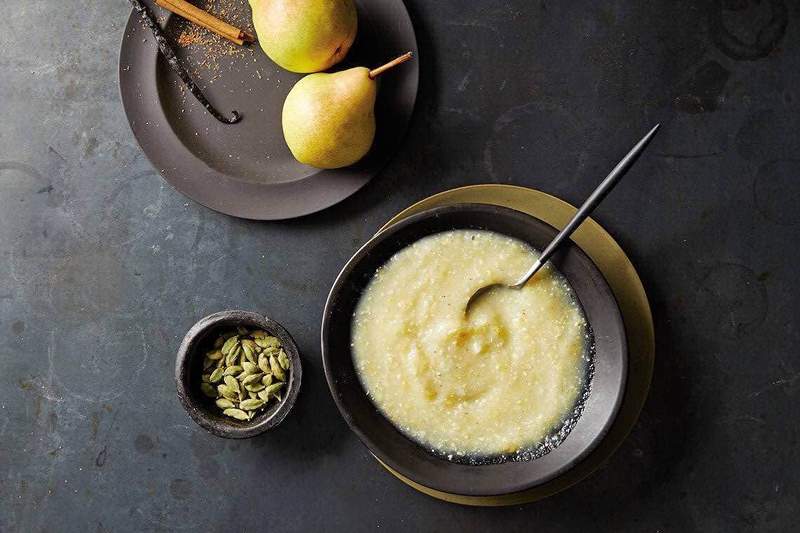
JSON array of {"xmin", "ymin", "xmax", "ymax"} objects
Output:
[{"xmin": 368, "ymin": 52, "xmax": 414, "ymax": 79}]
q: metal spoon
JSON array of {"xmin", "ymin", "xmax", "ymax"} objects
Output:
[{"xmin": 465, "ymin": 124, "xmax": 661, "ymax": 313}]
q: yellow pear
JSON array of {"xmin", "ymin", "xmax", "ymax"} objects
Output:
[
  {"xmin": 249, "ymin": 0, "xmax": 357, "ymax": 73},
  {"xmin": 282, "ymin": 53, "xmax": 413, "ymax": 169}
]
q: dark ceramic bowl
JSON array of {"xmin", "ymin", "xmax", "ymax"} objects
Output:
[
  {"xmin": 321, "ymin": 203, "xmax": 627, "ymax": 496},
  {"xmin": 176, "ymin": 310, "xmax": 302, "ymax": 438}
]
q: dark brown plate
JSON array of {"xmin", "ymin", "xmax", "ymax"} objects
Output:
[
  {"xmin": 119, "ymin": 0, "xmax": 418, "ymax": 220},
  {"xmin": 321, "ymin": 203, "xmax": 628, "ymax": 496}
]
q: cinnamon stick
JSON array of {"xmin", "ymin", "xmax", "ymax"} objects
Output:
[
  {"xmin": 368, "ymin": 52, "xmax": 414, "ymax": 79},
  {"xmin": 155, "ymin": 0, "xmax": 253, "ymax": 46}
]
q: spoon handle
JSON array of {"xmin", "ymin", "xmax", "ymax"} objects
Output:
[{"xmin": 512, "ymin": 124, "xmax": 661, "ymax": 288}]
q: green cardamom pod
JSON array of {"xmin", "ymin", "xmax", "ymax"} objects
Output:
[
  {"xmin": 225, "ymin": 344, "xmax": 242, "ymax": 367},
  {"xmin": 257, "ymin": 354, "xmax": 270, "ymax": 374},
  {"xmin": 223, "ymin": 375, "xmax": 240, "ymax": 394},
  {"xmin": 223, "ymin": 365, "xmax": 242, "ymax": 376},
  {"xmin": 215, "ymin": 398, "xmax": 235, "ymax": 409},
  {"xmin": 221, "ymin": 336, "xmax": 239, "ymax": 355},
  {"xmin": 269, "ymin": 355, "xmax": 286, "ymax": 381},
  {"xmin": 242, "ymin": 373, "xmax": 264, "ymax": 386},
  {"xmin": 277, "ymin": 350, "xmax": 290, "ymax": 371},
  {"xmin": 261, "ymin": 373, "xmax": 273, "ymax": 387},
  {"xmin": 264, "ymin": 382, "xmax": 284, "ymax": 397},
  {"xmin": 242, "ymin": 362, "xmax": 258, "ymax": 374},
  {"xmin": 209, "ymin": 367, "xmax": 225, "ymax": 383},
  {"xmin": 218, "ymin": 384, "xmax": 237, "ymax": 401},
  {"xmin": 242, "ymin": 343, "xmax": 256, "ymax": 364},
  {"xmin": 240, "ymin": 399, "xmax": 265, "ymax": 410},
  {"xmin": 223, "ymin": 408, "xmax": 249, "ymax": 420},
  {"xmin": 200, "ymin": 383, "xmax": 217, "ymax": 397}
]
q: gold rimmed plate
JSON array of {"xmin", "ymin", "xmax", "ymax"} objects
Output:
[{"xmin": 373, "ymin": 184, "xmax": 655, "ymax": 505}]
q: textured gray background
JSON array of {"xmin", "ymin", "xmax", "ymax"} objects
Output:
[{"xmin": 2, "ymin": 0, "xmax": 799, "ymax": 531}]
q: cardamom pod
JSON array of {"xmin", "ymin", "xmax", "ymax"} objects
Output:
[
  {"xmin": 236, "ymin": 326, "xmax": 249, "ymax": 335},
  {"xmin": 257, "ymin": 390, "xmax": 269, "ymax": 402},
  {"xmin": 202, "ymin": 357, "xmax": 215, "ymax": 370},
  {"xmin": 223, "ymin": 365, "xmax": 242, "ymax": 376},
  {"xmin": 216, "ymin": 398, "xmax": 235, "ymax": 409},
  {"xmin": 200, "ymin": 383, "xmax": 217, "ymax": 397},
  {"xmin": 261, "ymin": 373, "xmax": 273, "ymax": 387},
  {"xmin": 269, "ymin": 355, "xmax": 286, "ymax": 381},
  {"xmin": 224, "ymin": 375, "xmax": 240, "ymax": 394},
  {"xmin": 206, "ymin": 349, "xmax": 223, "ymax": 360},
  {"xmin": 244, "ymin": 383, "xmax": 265, "ymax": 393},
  {"xmin": 218, "ymin": 384, "xmax": 237, "ymax": 401},
  {"xmin": 242, "ymin": 373, "xmax": 264, "ymax": 386},
  {"xmin": 257, "ymin": 354, "xmax": 270, "ymax": 374},
  {"xmin": 209, "ymin": 367, "xmax": 225, "ymax": 383},
  {"xmin": 240, "ymin": 399, "xmax": 265, "ymax": 411},
  {"xmin": 213, "ymin": 336, "xmax": 225, "ymax": 349},
  {"xmin": 250, "ymin": 330, "xmax": 268, "ymax": 339},
  {"xmin": 242, "ymin": 343, "xmax": 256, "ymax": 364},
  {"xmin": 201, "ymin": 373, "xmax": 211, "ymax": 383},
  {"xmin": 248, "ymin": 391, "xmax": 259, "ymax": 400},
  {"xmin": 277, "ymin": 350, "xmax": 290, "ymax": 371},
  {"xmin": 264, "ymin": 382, "xmax": 284, "ymax": 397},
  {"xmin": 221, "ymin": 336, "xmax": 239, "ymax": 355},
  {"xmin": 222, "ymin": 408, "xmax": 249, "ymax": 421},
  {"xmin": 242, "ymin": 362, "xmax": 258, "ymax": 374},
  {"xmin": 225, "ymin": 344, "xmax": 242, "ymax": 366}
]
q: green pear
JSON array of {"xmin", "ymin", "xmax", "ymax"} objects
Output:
[
  {"xmin": 249, "ymin": 0, "xmax": 357, "ymax": 73},
  {"xmin": 282, "ymin": 67, "xmax": 375, "ymax": 169},
  {"xmin": 282, "ymin": 53, "xmax": 413, "ymax": 169}
]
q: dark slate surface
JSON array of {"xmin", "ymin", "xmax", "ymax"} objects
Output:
[{"xmin": 1, "ymin": 1, "xmax": 798, "ymax": 531}]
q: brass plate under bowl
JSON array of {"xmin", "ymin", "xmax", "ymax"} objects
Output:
[{"xmin": 375, "ymin": 184, "xmax": 655, "ymax": 506}]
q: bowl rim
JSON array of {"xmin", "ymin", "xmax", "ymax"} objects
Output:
[
  {"xmin": 321, "ymin": 203, "xmax": 628, "ymax": 495},
  {"xmin": 175, "ymin": 310, "xmax": 303, "ymax": 439}
]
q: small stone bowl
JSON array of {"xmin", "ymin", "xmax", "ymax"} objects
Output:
[{"xmin": 176, "ymin": 310, "xmax": 302, "ymax": 438}]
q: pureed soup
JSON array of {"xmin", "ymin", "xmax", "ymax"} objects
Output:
[{"xmin": 351, "ymin": 230, "xmax": 590, "ymax": 461}]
